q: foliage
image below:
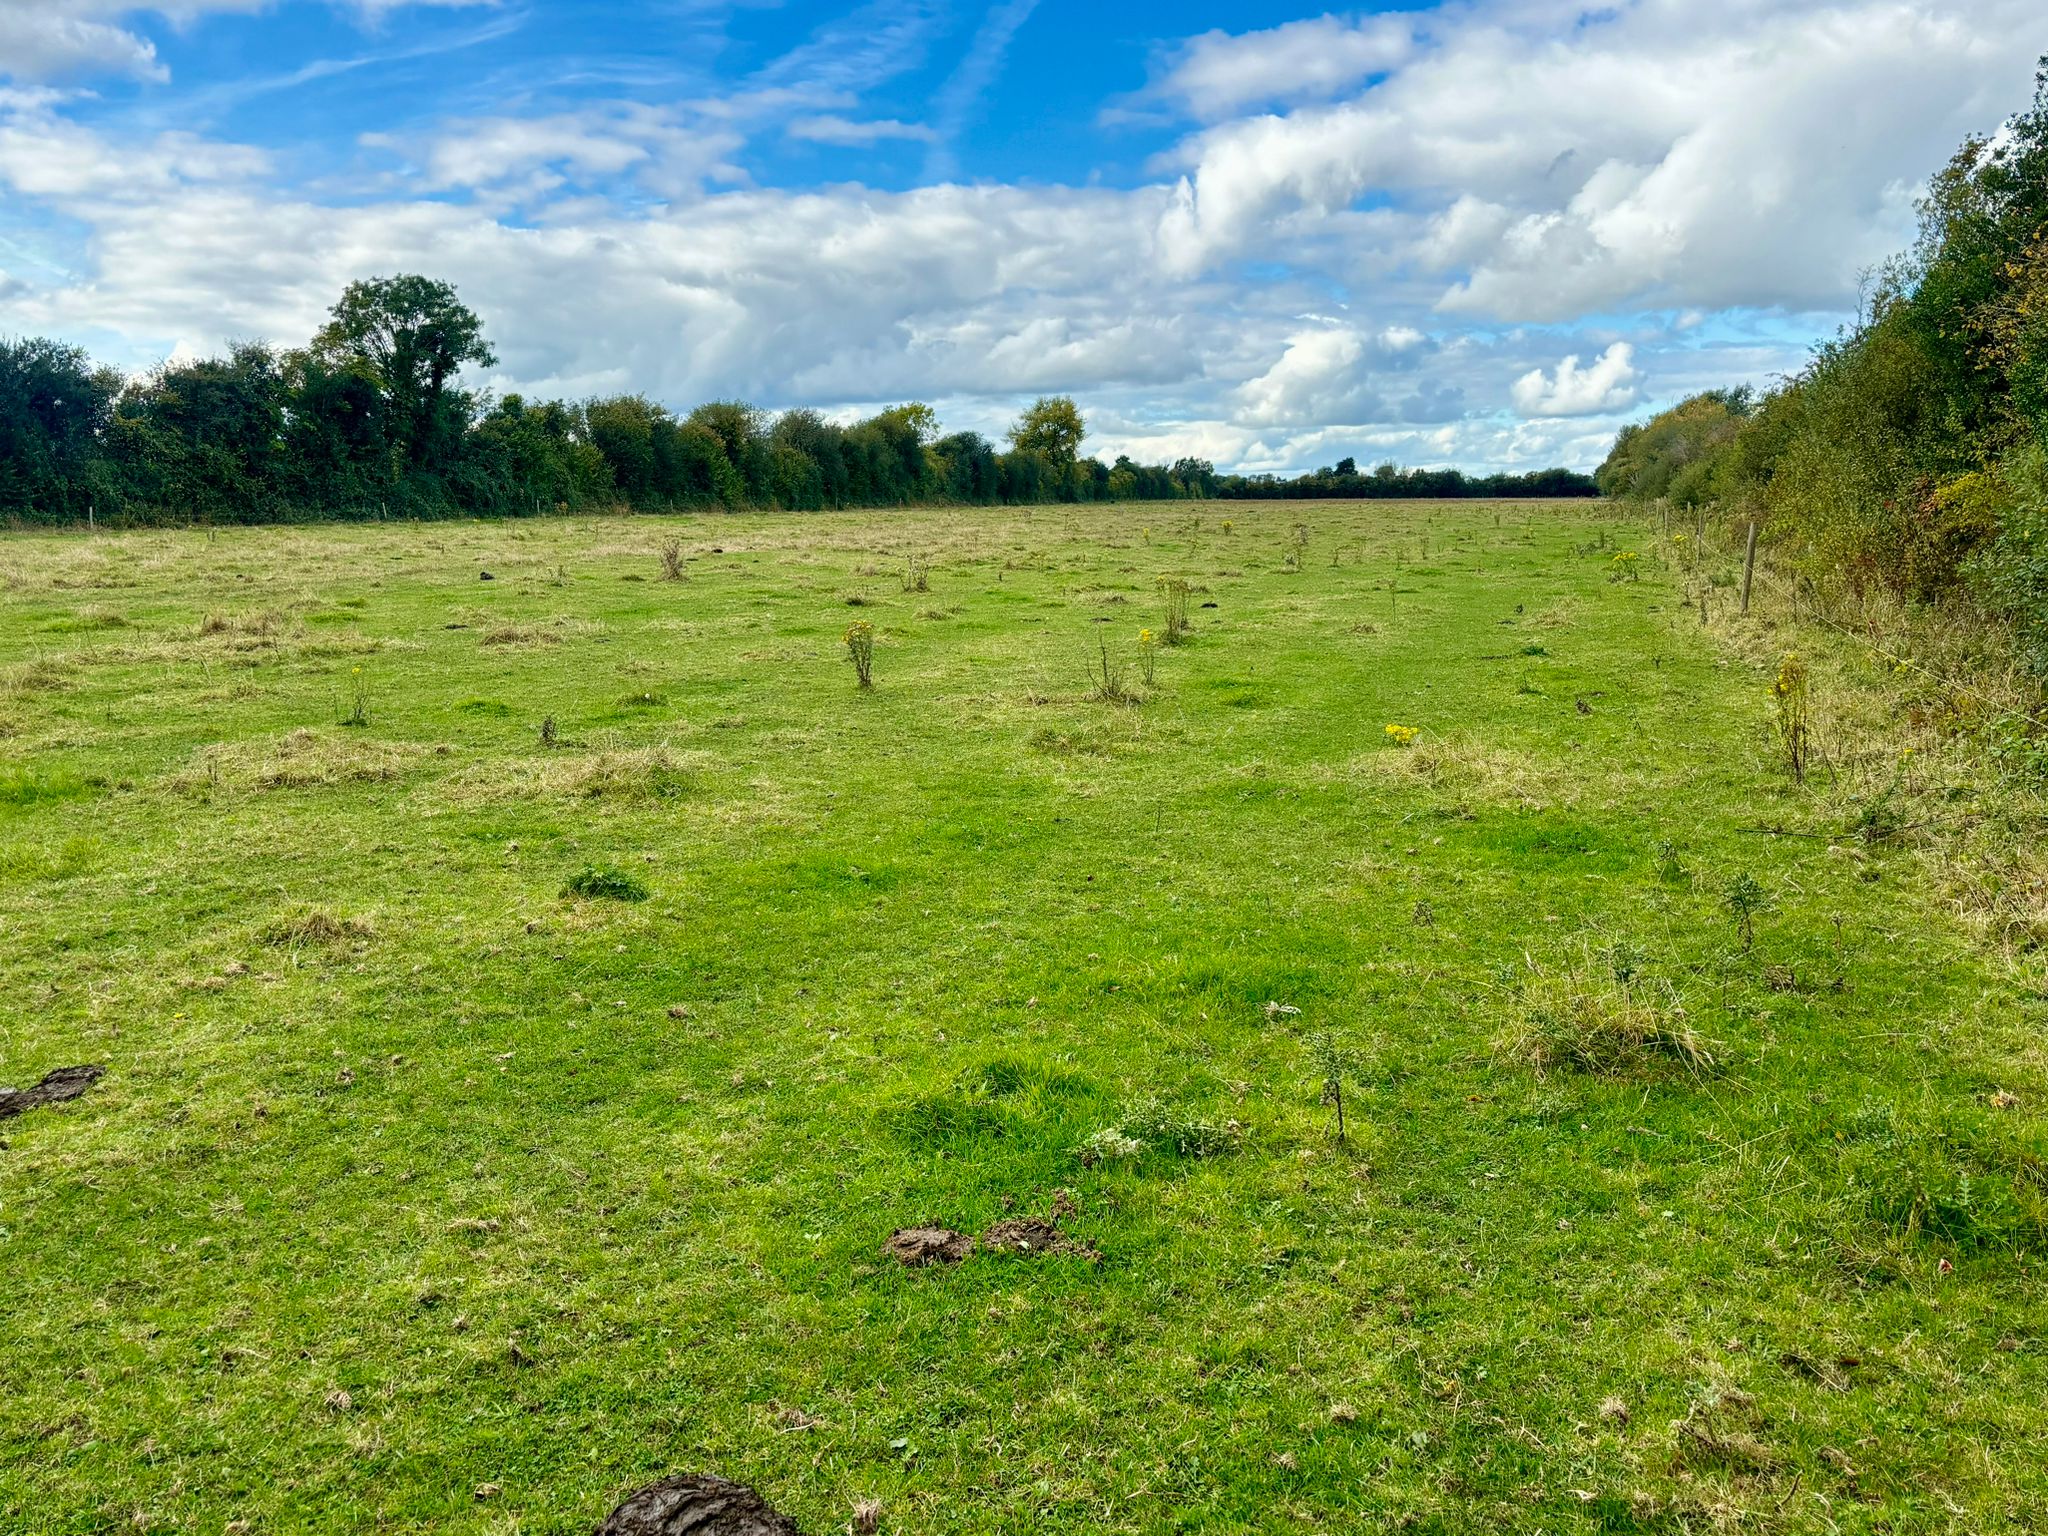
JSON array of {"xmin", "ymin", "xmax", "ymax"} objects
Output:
[
  {"xmin": 1007, "ymin": 395, "xmax": 1086, "ymax": 463},
  {"xmin": 1598, "ymin": 63, "xmax": 2048, "ymax": 675},
  {"xmin": 2, "ymin": 286, "xmax": 1225, "ymax": 526},
  {"xmin": 1217, "ymin": 461, "xmax": 1597, "ymax": 501}
]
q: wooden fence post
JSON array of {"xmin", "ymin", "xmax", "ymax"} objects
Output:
[{"xmin": 1741, "ymin": 521, "xmax": 1759, "ymax": 615}]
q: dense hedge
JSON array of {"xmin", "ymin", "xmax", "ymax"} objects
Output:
[{"xmin": 1598, "ymin": 63, "xmax": 2048, "ymax": 672}]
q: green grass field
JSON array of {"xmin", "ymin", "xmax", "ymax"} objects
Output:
[{"xmin": 1, "ymin": 501, "xmax": 2042, "ymax": 1534}]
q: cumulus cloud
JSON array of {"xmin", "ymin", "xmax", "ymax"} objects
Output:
[
  {"xmin": 1511, "ymin": 343, "xmax": 1640, "ymax": 417},
  {"xmin": 1157, "ymin": 0, "xmax": 2039, "ymax": 315},
  {"xmin": 1138, "ymin": 13, "xmax": 1416, "ymax": 121}
]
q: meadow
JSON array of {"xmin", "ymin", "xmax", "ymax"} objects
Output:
[{"xmin": 0, "ymin": 500, "xmax": 2042, "ymax": 1534}]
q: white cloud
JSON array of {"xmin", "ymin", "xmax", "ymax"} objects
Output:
[
  {"xmin": 1141, "ymin": 13, "xmax": 1416, "ymax": 121},
  {"xmin": 1157, "ymin": 0, "xmax": 2040, "ymax": 315},
  {"xmin": 363, "ymin": 106, "xmax": 745, "ymax": 200},
  {"xmin": 1511, "ymin": 342, "xmax": 1640, "ymax": 417},
  {"xmin": 786, "ymin": 115, "xmax": 936, "ymax": 146}
]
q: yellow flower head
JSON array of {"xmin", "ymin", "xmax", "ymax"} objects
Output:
[
  {"xmin": 1384, "ymin": 723, "xmax": 1419, "ymax": 746},
  {"xmin": 1138, "ymin": 627, "xmax": 1155, "ymax": 644}
]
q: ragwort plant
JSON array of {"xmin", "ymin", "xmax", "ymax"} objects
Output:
[
  {"xmin": 844, "ymin": 619, "xmax": 876, "ymax": 689},
  {"xmin": 1771, "ymin": 650, "xmax": 1814, "ymax": 784}
]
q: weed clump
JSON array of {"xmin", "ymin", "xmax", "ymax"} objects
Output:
[
  {"xmin": 1075, "ymin": 1127, "xmax": 1145, "ymax": 1167},
  {"xmin": 1771, "ymin": 651, "xmax": 1814, "ymax": 783},
  {"xmin": 844, "ymin": 620, "xmax": 875, "ymax": 689},
  {"xmin": 563, "ymin": 865, "xmax": 648, "ymax": 902},
  {"xmin": 1090, "ymin": 637, "xmax": 1137, "ymax": 704},
  {"xmin": 1121, "ymin": 1099, "xmax": 1242, "ymax": 1158},
  {"xmin": 1156, "ymin": 577, "xmax": 1193, "ymax": 644},
  {"xmin": 1498, "ymin": 950, "xmax": 1713, "ymax": 1076},
  {"xmin": 1837, "ymin": 1098, "xmax": 2048, "ymax": 1253}
]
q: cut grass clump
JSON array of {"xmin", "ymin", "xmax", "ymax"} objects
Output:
[
  {"xmin": 171, "ymin": 729, "xmax": 424, "ymax": 793},
  {"xmin": 1359, "ymin": 731, "xmax": 1570, "ymax": 808},
  {"xmin": 563, "ymin": 865, "xmax": 649, "ymax": 902},
  {"xmin": 1497, "ymin": 951, "xmax": 1713, "ymax": 1077},
  {"xmin": 544, "ymin": 745, "xmax": 691, "ymax": 800},
  {"xmin": 264, "ymin": 909, "xmax": 374, "ymax": 947}
]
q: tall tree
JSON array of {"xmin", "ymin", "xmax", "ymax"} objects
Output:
[
  {"xmin": 311, "ymin": 275, "xmax": 495, "ymax": 473},
  {"xmin": 1007, "ymin": 395, "xmax": 1085, "ymax": 463}
]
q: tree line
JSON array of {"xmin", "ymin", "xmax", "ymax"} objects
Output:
[
  {"xmin": 0, "ymin": 280, "xmax": 1222, "ymax": 526},
  {"xmin": 1, "ymin": 276, "xmax": 1593, "ymax": 527},
  {"xmin": 1214, "ymin": 457, "xmax": 1596, "ymax": 500},
  {"xmin": 1598, "ymin": 63, "xmax": 2048, "ymax": 673}
]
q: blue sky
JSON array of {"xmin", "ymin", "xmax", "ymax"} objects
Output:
[{"xmin": 0, "ymin": 1, "xmax": 2038, "ymax": 472}]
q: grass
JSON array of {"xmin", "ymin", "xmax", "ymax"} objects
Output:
[{"xmin": 0, "ymin": 501, "xmax": 2043, "ymax": 1533}]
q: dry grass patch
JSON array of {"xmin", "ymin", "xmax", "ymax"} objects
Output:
[
  {"xmin": 5, "ymin": 657, "xmax": 74, "ymax": 695},
  {"xmin": 1351, "ymin": 731, "xmax": 1572, "ymax": 809},
  {"xmin": 459, "ymin": 742, "xmax": 698, "ymax": 803},
  {"xmin": 479, "ymin": 617, "xmax": 604, "ymax": 648},
  {"xmin": 171, "ymin": 728, "xmax": 430, "ymax": 793},
  {"xmin": 263, "ymin": 908, "xmax": 375, "ymax": 948}
]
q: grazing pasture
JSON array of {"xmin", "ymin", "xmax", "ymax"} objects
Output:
[{"xmin": 1, "ymin": 501, "xmax": 2041, "ymax": 1533}]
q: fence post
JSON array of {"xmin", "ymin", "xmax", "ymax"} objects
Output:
[{"xmin": 1741, "ymin": 520, "xmax": 1759, "ymax": 615}]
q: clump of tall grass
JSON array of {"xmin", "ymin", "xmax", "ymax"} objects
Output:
[
  {"xmin": 1156, "ymin": 577, "xmax": 1192, "ymax": 644},
  {"xmin": 1497, "ymin": 948, "xmax": 1713, "ymax": 1076}
]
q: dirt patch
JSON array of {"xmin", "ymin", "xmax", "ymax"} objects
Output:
[
  {"xmin": 982, "ymin": 1193, "xmax": 1098, "ymax": 1260},
  {"xmin": 980, "ymin": 1216, "xmax": 1099, "ymax": 1261},
  {"xmin": 885, "ymin": 1227, "xmax": 973, "ymax": 1266},
  {"xmin": 596, "ymin": 1474, "xmax": 803, "ymax": 1536},
  {"xmin": 0, "ymin": 1065, "xmax": 104, "ymax": 1119}
]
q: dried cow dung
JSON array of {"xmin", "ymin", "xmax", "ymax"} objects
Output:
[
  {"xmin": 0, "ymin": 1065, "xmax": 104, "ymax": 1120},
  {"xmin": 596, "ymin": 1474, "xmax": 803, "ymax": 1536},
  {"xmin": 884, "ymin": 1226, "xmax": 973, "ymax": 1266},
  {"xmin": 981, "ymin": 1217, "xmax": 1099, "ymax": 1261}
]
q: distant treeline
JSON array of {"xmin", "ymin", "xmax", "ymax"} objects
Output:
[
  {"xmin": 1598, "ymin": 64, "xmax": 2048, "ymax": 673},
  {"xmin": 1, "ymin": 275, "xmax": 1592, "ymax": 527},
  {"xmin": 1215, "ymin": 457, "xmax": 1596, "ymax": 500}
]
